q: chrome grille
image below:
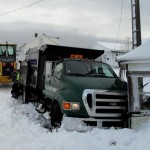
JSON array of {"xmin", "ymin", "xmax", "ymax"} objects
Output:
[{"xmin": 82, "ymin": 90, "xmax": 128, "ymax": 118}]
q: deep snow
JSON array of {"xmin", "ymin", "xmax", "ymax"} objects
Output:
[{"xmin": 0, "ymin": 85, "xmax": 150, "ymax": 150}]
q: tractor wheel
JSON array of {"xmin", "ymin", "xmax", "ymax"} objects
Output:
[{"xmin": 51, "ymin": 102, "xmax": 63, "ymax": 128}]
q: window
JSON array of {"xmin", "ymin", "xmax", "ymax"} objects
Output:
[
  {"xmin": 65, "ymin": 60, "xmax": 117, "ymax": 78},
  {"xmin": 53, "ymin": 63, "xmax": 63, "ymax": 78},
  {"xmin": 8, "ymin": 46, "xmax": 14, "ymax": 55},
  {"xmin": 0, "ymin": 46, "xmax": 14, "ymax": 56},
  {"xmin": 139, "ymin": 77, "xmax": 150, "ymax": 110},
  {"xmin": 130, "ymin": 76, "xmax": 150, "ymax": 112},
  {"xmin": 102, "ymin": 65, "xmax": 114, "ymax": 77},
  {"xmin": 66, "ymin": 60, "xmax": 89, "ymax": 75},
  {"xmin": 0, "ymin": 46, "xmax": 6, "ymax": 56}
]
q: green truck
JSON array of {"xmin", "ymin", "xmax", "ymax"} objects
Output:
[{"xmin": 17, "ymin": 44, "xmax": 128, "ymax": 129}]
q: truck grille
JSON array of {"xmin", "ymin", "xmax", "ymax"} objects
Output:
[
  {"xmin": 95, "ymin": 94, "xmax": 127, "ymax": 115},
  {"xmin": 82, "ymin": 90, "xmax": 128, "ymax": 127}
]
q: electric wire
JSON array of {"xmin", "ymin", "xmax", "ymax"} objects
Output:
[
  {"xmin": 115, "ymin": 0, "xmax": 124, "ymax": 48},
  {"xmin": 0, "ymin": 0, "xmax": 44, "ymax": 43},
  {"xmin": 0, "ymin": 0, "xmax": 44, "ymax": 17}
]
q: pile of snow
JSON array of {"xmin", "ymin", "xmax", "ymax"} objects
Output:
[{"xmin": 1, "ymin": 86, "xmax": 150, "ymax": 150}]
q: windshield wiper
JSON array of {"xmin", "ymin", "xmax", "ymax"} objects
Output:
[
  {"xmin": 86, "ymin": 73, "xmax": 109, "ymax": 77},
  {"xmin": 67, "ymin": 73, "xmax": 86, "ymax": 76}
]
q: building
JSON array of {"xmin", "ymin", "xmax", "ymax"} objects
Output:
[
  {"xmin": 117, "ymin": 40, "xmax": 150, "ymax": 129},
  {"xmin": 17, "ymin": 33, "xmax": 59, "ymax": 61},
  {"xmin": 91, "ymin": 42, "xmax": 129, "ymax": 68}
]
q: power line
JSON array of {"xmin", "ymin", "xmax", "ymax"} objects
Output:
[
  {"xmin": 115, "ymin": 0, "xmax": 124, "ymax": 46},
  {"xmin": 0, "ymin": 0, "xmax": 44, "ymax": 17}
]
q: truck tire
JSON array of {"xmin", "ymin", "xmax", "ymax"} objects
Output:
[
  {"xmin": 51, "ymin": 102, "xmax": 63, "ymax": 128},
  {"xmin": 22, "ymin": 87, "xmax": 28, "ymax": 104}
]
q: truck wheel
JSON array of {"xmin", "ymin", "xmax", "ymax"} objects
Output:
[
  {"xmin": 22, "ymin": 87, "xmax": 28, "ymax": 104},
  {"xmin": 51, "ymin": 102, "xmax": 63, "ymax": 128}
]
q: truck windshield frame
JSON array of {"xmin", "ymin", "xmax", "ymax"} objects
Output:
[{"xmin": 65, "ymin": 60, "xmax": 118, "ymax": 78}]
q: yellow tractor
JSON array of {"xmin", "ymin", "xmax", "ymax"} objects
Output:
[{"xmin": 0, "ymin": 43, "xmax": 17, "ymax": 83}]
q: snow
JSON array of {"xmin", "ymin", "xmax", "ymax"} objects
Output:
[
  {"xmin": 1, "ymin": 86, "xmax": 150, "ymax": 150},
  {"xmin": 97, "ymin": 42, "xmax": 124, "ymax": 51},
  {"xmin": 117, "ymin": 40, "xmax": 150, "ymax": 62},
  {"xmin": 91, "ymin": 42, "xmax": 110, "ymax": 51}
]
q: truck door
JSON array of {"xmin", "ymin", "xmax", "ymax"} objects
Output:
[{"xmin": 44, "ymin": 62, "xmax": 63, "ymax": 99}]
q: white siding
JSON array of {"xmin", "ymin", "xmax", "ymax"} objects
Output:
[
  {"xmin": 17, "ymin": 34, "xmax": 59, "ymax": 61},
  {"xmin": 91, "ymin": 42, "xmax": 128, "ymax": 67}
]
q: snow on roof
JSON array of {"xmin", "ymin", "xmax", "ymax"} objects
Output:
[
  {"xmin": 90, "ymin": 42, "xmax": 110, "ymax": 51},
  {"xmin": 117, "ymin": 40, "xmax": 150, "ymax": 62},
  {"xmin": 91, "ymin": 41, "xmax": 128, "ymax": 52},
  {"xmin": 18, "ymin": 34, "xmax": 59, "ymax": 48},
  {"xmin": 97, "ymin": 42, "xmax": 123, "ymax": 51}
]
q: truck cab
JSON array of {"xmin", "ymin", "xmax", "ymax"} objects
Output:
[{"xmin": 43, "ymin": 58, "xmax": 127, "ymax": 128}]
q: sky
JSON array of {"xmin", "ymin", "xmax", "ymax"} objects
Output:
[{"xmin": 0, "ymin": 0, "xmax": 150, "ymax": 48}]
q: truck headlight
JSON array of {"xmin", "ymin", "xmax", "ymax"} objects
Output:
[
  {"xmin": 72, "ymin": 103, "xmax": 80, "ymax": 110},
  {"xmin": 62, "ymin": 101, "xmax": 80, "ymax": 110}
]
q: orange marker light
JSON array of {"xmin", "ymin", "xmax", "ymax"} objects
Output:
[
  {"xmin": 70, "ymin": 54, "xmax": 83, "ymax": 59},
  {"xmin": 62, "ymin": 101, "xmax": 71, "ymax": 110}
]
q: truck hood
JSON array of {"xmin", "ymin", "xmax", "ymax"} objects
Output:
[
  {"xmin": 59, "ymin": 76, "xmax": 127, "ymax": 117},
  {"xmin": 62, "ymin": 76, "xmax": 127, "ymax": 92}
]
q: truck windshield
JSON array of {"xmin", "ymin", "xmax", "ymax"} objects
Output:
[
  {"xmin": 65, "ymin": 60, "xmax": 117, "ymax": 78},
  {"xmin": 0, "ymin": 45, "xmax": 15, "ymax": 56}
]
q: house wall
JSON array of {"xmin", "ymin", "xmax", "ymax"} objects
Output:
[
  {"xmin": 91, "ymin": 42, "xmax": 128, "ymax": 68},
  {"xmin": 102, "ymin": 51, "xmax": 112, "ymax": 65},
  {"xmin": 17, "ymin": 35, "xmax": 59, "ymax": 61},
  {"xmin": 101, "ymin": 51, "xmax": 125, "ymax": 68},
  {"xmin": 111, "ymin": 52, "xmax": 125, "ymax": 67}
]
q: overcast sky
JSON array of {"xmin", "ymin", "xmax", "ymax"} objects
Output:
[{"xmin": 0, "ymin": 0, "xmax": 149, "ymax": 48}]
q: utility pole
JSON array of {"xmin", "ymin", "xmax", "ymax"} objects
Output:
[
  {"xmin": 131, "ymin": 0, "xmax": 141, "ymax": 49},
  {"xmin": 131, "ymin": 0, "xmax": 143, "ymax": 91}
]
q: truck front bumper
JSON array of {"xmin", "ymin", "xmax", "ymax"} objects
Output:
[{"xmin": 62, "ymin": 116, "xmax": 126, "ymax": 131}]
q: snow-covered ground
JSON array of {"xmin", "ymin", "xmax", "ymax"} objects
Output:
[{"xmin": 1, "ymin": 85, "xmax": 150, "ymax": 150}]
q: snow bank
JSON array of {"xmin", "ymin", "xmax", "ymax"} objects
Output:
[{"xmin": 1, "ymin": 86, "xmax": 150, "ymax": 150}]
